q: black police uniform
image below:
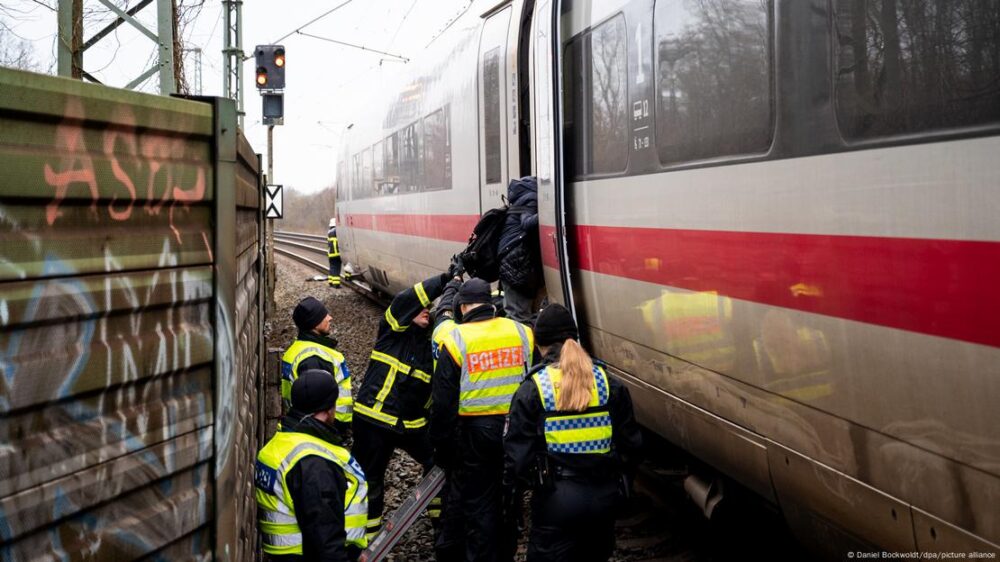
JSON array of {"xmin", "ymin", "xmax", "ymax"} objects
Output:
[
  {"xmin": 431, "ymin": 295, "xmax": 533, "ymax": 562},
  {"xmin": 351, "ymin": 273, "xmax": 448, "ymax": 541},
  {"xmin": 504, "ymin": 344, "xmax": 644, "ymax": 562}
]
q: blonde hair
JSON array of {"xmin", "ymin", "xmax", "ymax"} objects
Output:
[{"xmin": 555, "ymin": 339, "xmax": 595, "ymax": 412}]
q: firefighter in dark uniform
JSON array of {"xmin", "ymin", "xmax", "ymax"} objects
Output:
[
  {"xmin": 255, "ymin": 370, "xmax": 369, "ymax": 561},
  {"xmin": 504, "ymin": 303, "xmax": 643, "ymax": 562},
  {"xmin": 282, "ymin": 297, "xmax": 353, "ymax": 433},
  {"xmin": 328, "ymin": 218, "xmax": 342, "ymax": 288},
  {"xmin": 351, "ymin": 269, "xmax": 457, "ymax": 542},
  {"xmin": 431, "ymin": 278, "xmax": 534, "ymax": 562}
]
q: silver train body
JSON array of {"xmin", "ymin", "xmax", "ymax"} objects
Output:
[{"xmin": 335, "ymin": 0, "xmax": 1000, "ymax": 554}]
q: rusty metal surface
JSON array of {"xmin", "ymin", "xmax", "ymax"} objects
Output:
[{"xmin": 0, "ymin": 67, "xmax": 263, "ymax": 560}]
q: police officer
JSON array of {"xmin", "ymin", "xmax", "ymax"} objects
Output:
[
  {"xmin": 328, "ymin": 218, "xmax": 342, "ymax": 288},
  {"xmin": 431, "ymin": 278, "xmax": 534, "ymax": 562},
  {"xmin": 351, "ymin": 271, "xmax": 454, "ymax": 541},
  {"xmin": 504, "ymin": 304, "xmax": 643, "ymax": 562},
  {"xmin": 255, "ymin": 370, "xmax": 369, "ymax": 561},
  {"xmin": 282, "ymin": 297, "xmax": 353, "ymax": 432}
]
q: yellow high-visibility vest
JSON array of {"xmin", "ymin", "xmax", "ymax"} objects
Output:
[
  {"xmin": 532, "ymin": 364, "xmax": 613, "ymax": 454},
  {"xmin": 439, "ymin": 317, "xmax": 534, "ymax": 415},
  {"xmin": 281, "ymin": 339, "xmax": 353, "ymax": 424},
  {"xmin": 255, "ymin": 431, "xmax": 368, "ymax": 555}
]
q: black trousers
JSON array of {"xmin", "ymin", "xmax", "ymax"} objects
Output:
[
  {"xmin": 457, "ymin": 417, "xmax": 506, "ymax": 562},
  {"xmin": 526, "ymin": 476, "xmax": 618, "ymax": 562},
  {"xmin": 328, "ymin": 254, "xmax": 342, "ymax": 286},
  {"xmin": 351, "ymin": 415, "xmax": 433, "ymax": 539}
]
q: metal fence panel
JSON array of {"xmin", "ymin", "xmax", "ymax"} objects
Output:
[{"xmin": 0, "ymin": 67, "xmax": 263, "ymax": 561}]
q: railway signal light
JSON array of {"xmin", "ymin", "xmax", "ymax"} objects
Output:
[{"xmin": 254, "ymin": 44, "xmax": 285, "ymax": 90}]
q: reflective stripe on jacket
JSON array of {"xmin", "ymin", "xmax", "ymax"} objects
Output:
[
  {"xmin": 328, "ymin": 227, "xmax": 340, "ymax": 258},
  {"xmin": 282, "ymin": 339, "xmax": 353, "ymax": 424},
  {"xmin": 439, "ymin": 317, "xmax": 534, "ymax": 415},
  {"xmin": 355, "ymin": 275, "xmax": 447, "ymax": 432},
  {"xmin": 255, "ymin": 431, "xmax": 368, "ymax": 554},
  {"xmin": 532, "ymin": 365, "xmax": 613, "ymax": 454}
]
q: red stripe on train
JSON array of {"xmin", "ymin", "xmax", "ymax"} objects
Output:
[
  {"xmin": 345, "ymin": 213, "xmax": 477, "ymax": 243},
  {"xmin": 348, "ymin": 216, "xmax": 1000, "ymax": 347},
  {"xmin": 564, "ymin": 225, "xmax": 1000, "ymax": 349}
]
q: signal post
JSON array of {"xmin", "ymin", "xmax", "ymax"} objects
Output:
[{"xmin": 256, "ymin": 44, "xmax": 285, "ymax": 316}]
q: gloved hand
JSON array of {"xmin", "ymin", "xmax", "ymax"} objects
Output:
[{"xmin": 447, "ymin": 254, "xmax": 465, "ymax": 280}]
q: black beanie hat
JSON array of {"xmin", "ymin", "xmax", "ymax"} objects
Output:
[
  {"xmin": 457, "ymin": 278, "xmax": 492, "ymax": 305},
  {"xmin": 293, "ymin": 296, "xmax": 329, "ymax": 332},
  {"xmin": 291, "ymin": 369, "xmax": 339, "ymax": 414},
  {"xmin": 533, "ymin": 303, "xmax": 578, "ymax": 346}
]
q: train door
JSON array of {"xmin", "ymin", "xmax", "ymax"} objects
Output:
[
  {"xmin": 478, "ymin": 5, "xmax": 513, "ymax": 210},
  {"xmin": 530, "ymin": 0, "xmax": 577, "ymax": 311}
]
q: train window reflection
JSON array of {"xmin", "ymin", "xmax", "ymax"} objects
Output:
[
  {"xmin": 373, "ymin": 140, "xmax": 385, "ymax": 195},
  {"xmin": 564, "ymin": 15, "xmax": 629, "ymax": 178},
  {"xmin": 591, "ymin": 15, "xmax": 629, "ymax": 174},
  {"xmin": 423, "ymin": 107, "xmax": 452, "ymax": 191},
  {"xmin": 834, "ymin": 0, "xmax": 1000, "ymax": 139},
  {"xmin": 400, "ymin": 120, "xmax": 422, "ymax": 192},
  {"xmin": 653, "ymin": 0, "xmax": 773, "ymax": 165},
  {"xmin": 483, "ymin": 48, "xmax": 502, "ymax": 184},
  {"xmin": 361, "ymin": 147, "xmax": 373, "ymax": 199}
]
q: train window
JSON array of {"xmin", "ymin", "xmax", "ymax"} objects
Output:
[
  {"xmin": 361, "ymin": 148, "xmax": 373, "ymax": 199},
  {"xmin": 590, "ymin": 15, "xmax": 628, "ymax": 174},
  {"xmin": 834, "ymin": 0, "xmax": 1000, "ymax": 139},
  {"xmin": 386, "ymin": 132, "xmax": 399, "ymax": 194},
  {"xmin": 653, "ymin": 0, "xmax": 773, "ymax": 165},
  {"xmin": 352, "ymin": 152, "xmax": 363, "ymax": 200},
  {"xmin": 483, "ymin": 47, "xmax": 502, "ymax": 184},
  {"xmin": 563, "ymin": 16, "xmax": 628, "ymax": 178},
  {"xmin": 373, "ymin": 140, "xmax": 385, "ymax": 195},
  {"xmin": 400, "ymin": 121, "xmax": 423, "ymax": 192},
  {"xmin": 423, "ymin": 106, "xmax": 452, "ymax": 191}
]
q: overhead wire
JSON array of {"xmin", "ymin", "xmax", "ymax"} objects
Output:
[{"xmin": 296, "ymin": 30, "xmax": 408, "ymax": 63}]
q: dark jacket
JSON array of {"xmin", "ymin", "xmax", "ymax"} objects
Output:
[
  {"xmin": 276, "ymin": 413, "xmax": 355, "ymax": 562},
  {"xmin": 429, "ymin": 304, "xmax": 500, "ymax": 467},
  {"xmin": 293, "ymin": 331, "xmax": 350, "ymax": 435},
  {"xmin": 497, "ymin": 177, "xmax": 539, "ymax": 257},
  {"xmin": 498, "ymin": 177, "xmax": 540, "ymax": 292},
  {"xmin": 503, "ymin": 344, "xmax": 643, "ymax": 487},
  {"xmin": 355, "ymin": 273, "xmax": 448, "ymax": 433}
]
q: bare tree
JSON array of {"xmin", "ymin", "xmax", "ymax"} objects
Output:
[{"xmin": 0, "ymin": 24, "xmax": 38, "ymax": 71}]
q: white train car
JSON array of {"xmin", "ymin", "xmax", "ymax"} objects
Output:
[{"xmin": 336, "ymin": 0, "xmax": 1000, "ymax": 556}]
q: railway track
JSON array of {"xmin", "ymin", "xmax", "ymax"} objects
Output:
[
  {"xmin": 273, "ymin": 230, "xmax": 387, "ymax": 305},
  {"xmin": 273, "ymin": 230, "xmax": 328, "ymax": 272}
]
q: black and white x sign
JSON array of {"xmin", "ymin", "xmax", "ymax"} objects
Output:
[{"xmin": 264, "ymin": 184, "xmax": 283, "ymax": 219}]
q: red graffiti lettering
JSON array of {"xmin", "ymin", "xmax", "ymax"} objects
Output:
[
  {"xmin": 43, "ymin": 98, "xmax": 98, "ymax": 225},
  {"xmin": 43, "ymin": 98, "xmax": 211, "ymax": 244}
]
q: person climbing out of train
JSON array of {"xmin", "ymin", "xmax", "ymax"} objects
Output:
[
  {"xmin": 503, "ymin": 303, "xmax": 643, "ymax": 562},
  {"xmin": 328, "ymin": 218, "xmax": 342, "ymax": 288},
  {"xmin": 282, "ymin": 297, "xmax": 353, "ymax": 434},
  {"xmin": 497, "ymin": 176, "xmax": 541, "ymax": 324},
  {"xmin": 430, "ymin": 277, "xmax": 534, "ymax": 562},
  {"xmin": 351, "ymin": 263, "xmax": 462, "ymax": 543},
  {"xmin": 255, "ymin": 369, "xmax": 369, "ymax": 561}
]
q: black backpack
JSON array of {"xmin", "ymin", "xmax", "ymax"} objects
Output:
[{"xmin": 458, "ymin": 206, "xmax": 509, "ymax": 282}]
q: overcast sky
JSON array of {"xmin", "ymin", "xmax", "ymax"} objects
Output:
[{"xmin": 1, "ymin": 0, "xmax": 472, "ymax": 193}]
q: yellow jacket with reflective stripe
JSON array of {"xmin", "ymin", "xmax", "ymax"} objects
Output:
[
  {"xmin": 282, "ymin": 339, "xmax": 353, "ymax": 424},
  {"xmin": 439, "ymin": 317, "xmax": 534, "ymax": 415},
  {"xmin": 532, "ymin": 365, "xmax": 613, "ymax": 454},
  {"xmin": 255, "ymin": 431, "xmax": 368, "ymax": 554}
]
